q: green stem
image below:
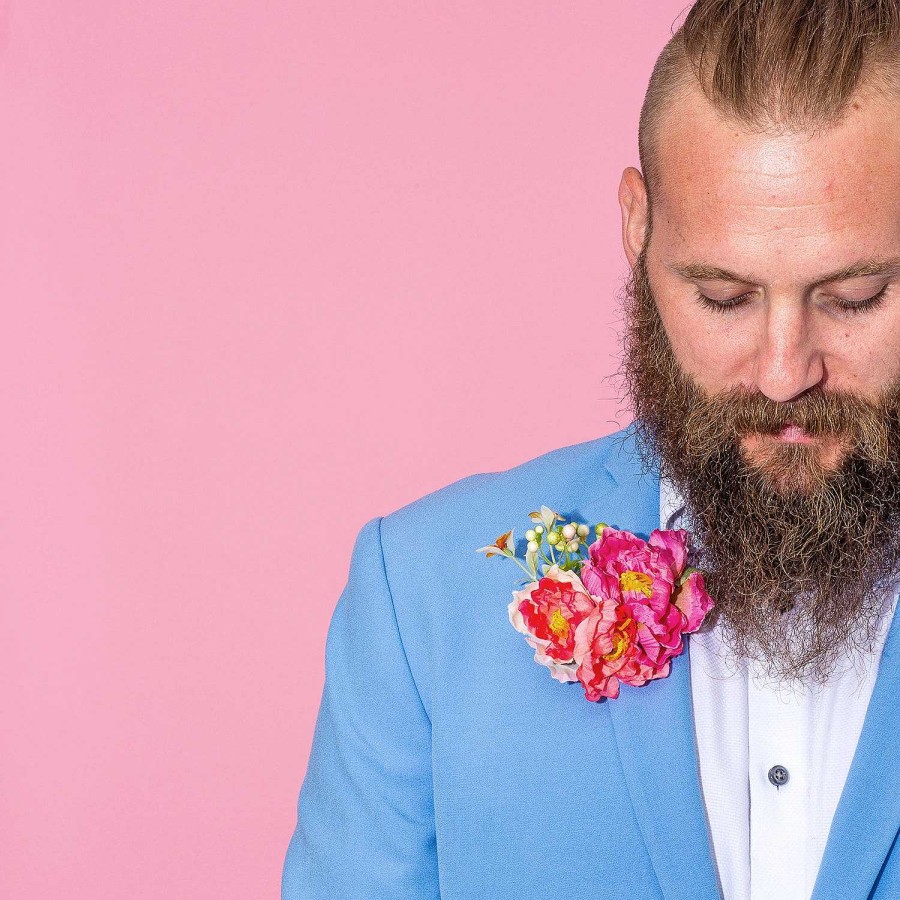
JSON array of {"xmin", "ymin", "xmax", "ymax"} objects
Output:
[{"xmin": 505, "ymin": 553, "xmax": 537, "ymax": 580}]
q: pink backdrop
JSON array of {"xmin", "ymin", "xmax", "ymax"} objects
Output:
[{"xmin": 1, "ymin": 2, "xmax": 690, "ymax": 897}]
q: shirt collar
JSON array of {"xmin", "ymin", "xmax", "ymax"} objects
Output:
[{"xmin": 659, "ymin": 472, "xmax": 689, "ymax": 532}]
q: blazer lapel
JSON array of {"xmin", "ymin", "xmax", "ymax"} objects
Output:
[
  {"xmin": 598, "ymin": 424, "xmax": 721, "ymax": 900},
  {"xmin": 811, "ymin": 596, "xmax": 900, "ymax": 900}
]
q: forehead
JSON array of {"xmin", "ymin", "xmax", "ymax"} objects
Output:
[{"xmin": 651, "ymin": 80, "xmax": 900, "ymax": 271}]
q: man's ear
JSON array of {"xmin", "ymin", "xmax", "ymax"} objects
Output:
[{"xmin": 618, "ymin": 166, "xmax": 649, "ymax": 268}]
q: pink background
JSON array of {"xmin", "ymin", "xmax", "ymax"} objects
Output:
[{"xmin": 2, "ymin": 2, "xmax": 689, "ymax": 897}]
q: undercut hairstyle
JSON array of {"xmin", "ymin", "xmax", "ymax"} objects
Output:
[{"xmin": 638, "ymin": 0, "xmax": 900, "ymax": 233}]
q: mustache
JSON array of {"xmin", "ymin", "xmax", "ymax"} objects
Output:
[
  {"xmin": 667, "ymin": 373, "xmax": 900, "ymax": 471},
  {"xmin": 656, "ymin": 360, "xmax": 900, "ymax": 466},
  {"xmin": 697, "ymin": 384, "xmax": 888, "ymax": 435}
]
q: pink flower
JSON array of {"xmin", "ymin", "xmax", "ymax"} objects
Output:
[
  {"xmin": 570, "ymin": 525, "xmax": 714, "ymax": 701},
  {"xmin": 573, "ymin": 603, "xmax": 668, "ymax": 701},
  {"xmin": 508, "ymin": 566, "xmax": 596, "ymax": 682},
  {"xmin": 580, "ymin": 526, "xmax": 687, "ymax": 613}
]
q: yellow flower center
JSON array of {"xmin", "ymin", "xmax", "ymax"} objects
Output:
[
  {"xmin": 604, "ymin": 617, "xmax": 634, "ymax": 661},
  {"xmin": 620, "ymin": 570, "xmax": 653, "ymax": 598},
  {"xmin": 549, "ymin": 608, "xmax": 570, "ymax": 640}
]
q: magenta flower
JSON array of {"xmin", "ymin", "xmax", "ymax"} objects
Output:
[{"xmin": 572, "ymin": 525, "xmax": 714, "ymax": 701}]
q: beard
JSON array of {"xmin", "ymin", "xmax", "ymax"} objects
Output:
[{"xmin": 619, "ymin": 244, "xmax": 900, "ymax": 683}]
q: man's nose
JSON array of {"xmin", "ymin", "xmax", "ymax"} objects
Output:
[{"xmin": 753, "ymin": 299, "xmax": 825, "ymax": 402}]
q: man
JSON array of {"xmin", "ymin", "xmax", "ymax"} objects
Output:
[{"xmin": 282, "ymin": 1, "xmax": 900, "ymax": 897}]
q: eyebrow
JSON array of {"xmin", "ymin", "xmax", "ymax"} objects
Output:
[{"xmin": 668, "ymin": 257, "xmax": 900, "ymax": 287}]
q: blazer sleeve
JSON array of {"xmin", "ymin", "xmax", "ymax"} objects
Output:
[{"xmin": 281, "ymin": 515, "xmax": 440, "ymax": 899}]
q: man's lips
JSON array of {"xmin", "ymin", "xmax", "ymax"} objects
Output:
[
  {"xmin": 775, "ymin": 423, "xmax": 815, "ymax": 444},
  {"xmin": 741, "ymin": 422, "xmax": 817, "ymax": 444}
]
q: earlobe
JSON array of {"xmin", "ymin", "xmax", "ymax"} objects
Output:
[{"xmin": 618, "ymin": 166, "xmax": 648, "ymax": 268}]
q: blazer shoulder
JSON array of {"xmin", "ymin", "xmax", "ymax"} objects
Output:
[
  {"xmin": 379, "ymin": 421, "xmax": 648, "ymax": 551},
  {"xmin": 383, "ymin": 427, "xmax": 630, "ymax": 526}
]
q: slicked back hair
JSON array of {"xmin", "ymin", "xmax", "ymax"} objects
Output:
[{"xmin": 638, "ymin": 0, "xmax": 900, "ymax": 233}]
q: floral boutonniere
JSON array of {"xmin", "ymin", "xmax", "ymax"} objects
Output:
[{"xmin": 476, "ymin": 506, "xmax": 714, "ymax": 701}]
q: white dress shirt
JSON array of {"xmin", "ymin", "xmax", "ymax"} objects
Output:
[{"xmin": 659, "ymin": 475, "xmax": 898, "ymax": 900}]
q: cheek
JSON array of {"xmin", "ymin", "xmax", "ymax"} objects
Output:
[
  {"xmin": 826, "ymin": 322, "xmax": 900, "ymax": 390},
  {"xmin": 656, "ymin": 300, "xmax": 750, "ymax": 388}
]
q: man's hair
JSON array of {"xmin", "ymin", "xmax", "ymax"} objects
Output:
[{"xmin": 638, "ymin": 0, "xmax": 900, "ymax": 228}]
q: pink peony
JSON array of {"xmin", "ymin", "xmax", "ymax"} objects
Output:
[
  {"xmin": 570, "ymin": 525, "xmax": 714, "ymax": 701},
  {"xmin": 573, "ymin": 603, "xmax": 669, "ymax": 701}
]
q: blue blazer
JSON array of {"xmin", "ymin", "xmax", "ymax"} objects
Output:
[{"xmin": 282, "ymin": 422, "xmax": 900, "ymax": 900}]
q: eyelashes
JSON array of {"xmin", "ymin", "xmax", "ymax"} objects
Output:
[
  {"xmin": 692, "ymin": 290, "xmax": 752, "ymax": 314},
  {"xmin": 692, "ymin": 285, "xmax": 890, "ymax": 316},
  {"xmin": 833, "ymin": 285, "xmax": 890, "ymax": 314}
]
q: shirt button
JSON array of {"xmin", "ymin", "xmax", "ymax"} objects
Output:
[{"xmin": 768, "ymin": 765, "xmax": 790, "ymax": 787}]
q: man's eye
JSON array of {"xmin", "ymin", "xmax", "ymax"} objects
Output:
[
  {"xmin": 692, "ymin": 289, "xmax": 753, "ymax": 314},
  {"xmin": 833, "ymin": 285, "xmax": 889, "ymax": 314}
]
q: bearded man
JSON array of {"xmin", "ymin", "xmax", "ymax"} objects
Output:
[{"xmin": 282, "ymin": 2, "xmax": 900, "ymax": 898}]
